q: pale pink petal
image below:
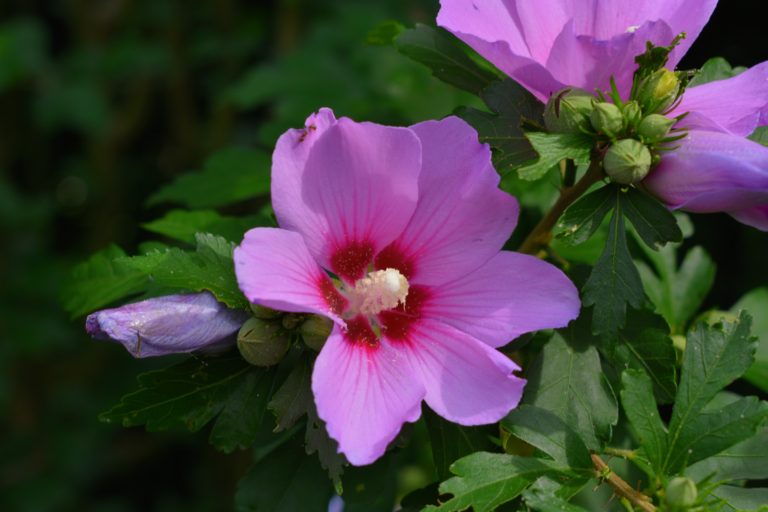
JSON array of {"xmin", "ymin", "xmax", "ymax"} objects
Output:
[
  {"xmin": 421, "ymin": 252, "xmax": 580, "ymax": 348},
  {"xmin": 672, "ymin": 62, "xmax": 768, "ymax": 137},
  {"xmin": 397, "ymin": 319, "xmax": 525, "ymax": 425},
  {"xmin": 730, "ymin": 205, "xmax": 768, "ymax": 231},
  {"xmin": 375, "ymin": 117, "xmax": 518, "ymax": 286},
  {"xmin": 272, "ymin": 115, "xmax": 421, "ymax": 282},
  {"xmin": 312, "ymin": 322, "xmax": 425, "ymax": 466},
  {"xmin": 643, "ymin": 130, "xmax": 768, "ymax": 214},
  {"xmin": 234, "ymin": 227, "xmax": 346, "ymax": 323}
]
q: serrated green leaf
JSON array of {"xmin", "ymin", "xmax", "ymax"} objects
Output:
[
  {"xmin": 365, "ymin": 20, "xmax": 405, "ymax": 46},
  {"xmin": 749, "ymin": 126, "xmax": 768, "ymax": 147},
  {"xmin": 686, "ymin": 428, "xmax": 768, "ymax": 483},
  {"xmin": 620, "ymin": 187, "xmax": 682, "ymax": 249},
  {"xmin": 711, "ymin": 485, "xmax": 768, "ymax": 512},
  {"xmin": 620, "ymin": 370, "xmax": 668, "ymax": 473},
  {"xmin": 62, "ymin": 245, "xmax": 149, "ymax": 317},
  {"xmin": 425, "ymin": 453, "xmax": 570, "ymax": 512},
  {"xmin": 118, "ymin": 233, "xmax": 248, "ymax": 309},
  {"xmin": 732, "ymin": 288, "xmax": 768, "ymax": 392},
  {"xmin": 556, "ymin": 186, "xmax": 615, "ymax": 246},
  {"xmin": 425, "ymin": 407, "xmax": 494, "ymax": 481},
  {"xmin": 522, "ymin": 485, "xmax": 592, "ymax": 512},
  {"xmin": 517, "ymin": 132, "xmax": 593, "ymax": 181},
  {"xmin": 100, "ymin": 353, "xmax": 277, "ymax": 453},
  {"xmin": 664, "ymin": 313, "xmax": 760, "ymax": 473},
  {"xmin": 142, "ymin": 209, "xmax": 267, "ymax": 245},
  {"xmin": 502, "ymin": 405, "xmax": 591, "ymax": 470},
  {"xmin": 583, "ymin": 197, "xmax": 646, "ymax": 336},
  {"xmin": 394, "ymin": 24, "xmax": 498, "ymax": 95},
  {"xmin": 268, "ymin": 356, "xmax": 313, "ymax": 432},
  {"xmin": 689, "ymin": 57, "xmax": 747, "ymax": 88},
  {"xmin": 609, "ymin": 309, "xmax": 677, "ymax": 403},
  {"xmin": 305, "ymin": 400, "xmax": 345, "ymax": 485},
  {"xmin": 523, "ymin": 326, "xmax": 618, "ymax": 451},
  {"xmin": 235, "ymin": 438, "xmax": 333, "ymax": 512},
  {"xmin": 148, "ymin": 147, "xmax": 271, "ymax": 209}
]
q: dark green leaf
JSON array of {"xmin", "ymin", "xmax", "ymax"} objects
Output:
[
  {"xmin": 711, "ymin": 485, "xmax": 768, "ymax": 512},
  {"xmin": 664, "ymin": 313, "xmax": 760, "ymax": 473},
  {"xmin": 523, "ymin": 484, "xmax": 592, "ymax": 512},
  {"xmin": 689, "ymin": 57, "xmax": 747, "ymax": 88},
  {"xmin": 748, "ymin": 126, "xmax": 768, "ymax": 147},
  {"xmin": 424, "ymin": 453, "xmax": 568, "ymax": 512},
  {"xmin": 62, "ymin": 245, "xmax": 149, "ymax": 317},
  {"xmin": 517, "ymin": 132, "xmax": 593, "ymax": 181},
  {"xmin": 686, "ymin": 428, "xmax": 768, "ymax": 483},
  {"xmin": 142, "ymin": 209, "xmax": 267, "ymax": 245},
  {"xmin": 394, "ymin": 24, "xmax": 498, "ymax": 95},
  {"xmin": 502, "ymin": 405, "xmax": 591, "ymax": 469},
  {"xmin": 365, "ymin": 20, "xmax": 405, "ymax": 46},
  {"xmin": 583, "ymin": 198, "xmax": 646, "ymax": 336},
  {"xmin": 732, "ymin": 288, "xmax": 768, "ymax": 393},
  {"xmin": 305, "ymin": 400, "xmax": 346, "ymax": 486},
  {"xmin": 342, "ymin": 454, "xmax": 397, "ymax": 512},
  {"xmin": 399, "ymin": 484, "xmax": 441, "ymax": 512},
  {"xmin": 100, "ymin": 353, "xmax": 277, "ymax": 452},
  {"xmin": 118, "ymin": 233, "xmax": 248, "ymax": 309},
  {"xmin": 556, "ymin": 186, "xmax": 615, "ymax": 246},
  {"xmin": 425, "ymin": 407, "xmax": 495, "ymax": 481},
  {"xmin": 620, "ymin": 187, "xmax": 682, "ymax": 249},
  {"xmin": 268, "ymin": 356, "xmax": 313, "ymax": 431},
  {"xmin": 523, "ymin": 327, "xmax": 618, "ymax": 450},
  {"xmin": 609, "ymin": 309, "xmax": 677, "ymax": 404},
  {"xmin": 620, "ymin": 370, "xmax": 668, "ymax": 473},
  {"xmin": 235, "ymin": 438, "xmax": 333, "ymax": 512},
  {"xmin": 148, "ymin": 147, "xmax": 271, "ymax": 209}
]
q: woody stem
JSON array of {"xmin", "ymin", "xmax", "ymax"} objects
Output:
[{"xmin": 592, "ymin": 454, "xmax": 656, "ymax": 512}]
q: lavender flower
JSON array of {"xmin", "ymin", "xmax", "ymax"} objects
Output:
[{"xmin": 234, "ymin": 109, "xmax": 580, "ymax": 465}]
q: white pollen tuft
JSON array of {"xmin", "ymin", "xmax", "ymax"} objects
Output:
[
  {"xmin": 626, "ymin": 25, "xmax": 640, "ymax": 33},
  {"xmin": 350, "ymin": 268, "xmax": 409, "ymax": 316}
]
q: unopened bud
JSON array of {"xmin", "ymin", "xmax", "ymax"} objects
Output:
[
  {"xmin": 590, "ymin": 102, "xmax": 625, "ymax": 138},
  {"xmin": 249, "ymin": 303, "xmax": 281, "ymax": 320},
  {"xmin": 665, "ymin": 477, "xmax": 697, "ymax": 509},
  {"xmin": 237, "ymin": 317, "xmax": 290, "ymax": 366},
  {"xmin": 637, "ymin": 114, "xmax": 676, "ymax": 142},
  {"xmin": 300, "ymin": 315, "xmax": 333, "ymax": 351},
  {"xmin": 622, "ymin": 101, "xmax": 643, "ymax": 127},
  {"xmin": 636, "ymin": 69, "xmax": 680, "ymax": 113},
  {"xmin": 281, "ymin": 313, "xmax": 304, "ymax": 330},
  {"xmin": 603, "ymin": 139, "xmax": 652, "ymax": 185},
  {"xmin": 544, "ymin": 88, "xmax": 595, "ymax": 134}
]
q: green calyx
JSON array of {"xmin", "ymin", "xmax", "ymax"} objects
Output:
[
  {"xmin": 603, "ymin": 139, "xmax": 652, "ymax": 185},
  {"xmin": 237, "ymin": 317, "xmax": 291, "ymax": 367},
  {"xmin": 544, "ymin": 87, "xmax": 595, "ymax": 134},
  {"xmin": 590, "ymin": 102, "xmax": 625, "ymax": 138}
]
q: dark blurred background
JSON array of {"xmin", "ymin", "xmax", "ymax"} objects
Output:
[{"xmin": 0, "ymin": 1, "xmax": 765, "ymax": 511}]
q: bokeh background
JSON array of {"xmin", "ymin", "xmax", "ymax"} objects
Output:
[{"xmin": 1, "ymin": 1, "xmax": 766, "ymax": 511}]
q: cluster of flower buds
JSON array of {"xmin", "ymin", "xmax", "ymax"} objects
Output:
[
  {"xmin": 237, "ymin": 304, "xmax": 333, "ymax": 366},
  {"xmin": 543, "ymin": 68, "xmax": 686, "ymax": 186}
]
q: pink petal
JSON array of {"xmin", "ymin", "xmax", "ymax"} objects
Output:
[
  {"xmin": 731, "ymin": 205, "xmax": 768, "ymax": 231},
  {"xmin": 672, "ymin": 62, "xmax": 768, "ymax": 137},
  {"xmin": 312, "ymin": 323, "xmax": 425, "ymax": 466},
  {"xmin": 643, "ymin": 130, "xmax": 768, "ymax": 220},
  {"xmin": 376, "ymin": 117, "xmax": 518, "ymax": 286},
  {"xmin": 421, "ymin": 251, "xmax": 580, "ymax": 348},
  {"xmin": 398, "ymin": 319, "xmax": 525, "ymax": 425},
  {"xmin": 234, "ymin": 228, "xmax": 346, "ymax": 323},
  {"xmin": 272, "ymin": 113, "xmax": 421, "ymax": 282}
]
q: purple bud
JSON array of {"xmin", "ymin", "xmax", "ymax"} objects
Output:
[{"xmin": 85, "ymin": 292, "xmax": 248, "ymax": 358}]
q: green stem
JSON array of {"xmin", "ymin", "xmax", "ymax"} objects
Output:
[
  {"xmin": 518, "ymin": 160, "xmax": 605, "ymax": 255},
  {"xmin": 604, "ymin": 447, "xmax": 637, "ymax": 460}
]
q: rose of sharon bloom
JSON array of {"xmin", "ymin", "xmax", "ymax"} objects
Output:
[
  {"xmin": 234, "ymin": 108, "xmax": 580, "ymax": 465},
  {"xmin": 438, "ymin": 0, "xmax": 768, "ymax": 230},
  {"xmin": 86, "ymin": 292, "xmax": 248, "ymax": 357}
]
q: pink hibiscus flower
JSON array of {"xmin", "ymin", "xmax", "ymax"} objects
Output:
[
  {"xmin": 438, "ymin": 0, "xmax": 768, "ymax": 230},
  {"xmin": 233, "ymin": 109, "xmax": 580, "ymax": 465}
]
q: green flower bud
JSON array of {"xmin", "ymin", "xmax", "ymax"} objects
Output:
[
  {"xmin": 300, "ymin": 315, "xmax": 333, "ymax": 351},
  {"xmin": 637, "ymin": 114, "xmax": 676, "ymax": 142},
  {"xmin": 622, "ymin": 101, "xmax": 643, "ymax": 128},
  {"xmin": 281, "ymin": 313, "xmax": 304, "ymax": 330},
  {"xmin": 249, "ymin": 303, "xmax": 281, "ymax": 320},
  {"xmin": 665, "ymin": 477, "xmax": 698, "ymax": 509},
  {"xmin": 544, "ymin": 88, "xmax": 595, "ymax": 133},
  {"xmin": 603, "ymin": 139, "xmax": 652, "ymax": 185},
  {"xmin": 237, "ymin": 317, "xmax": 290, "ymax": 366},
  {"xmin": 590, "ymin": 102, "xmax": 625, "ymax": 138},
  {"xmin": 636, "ymin": 69, "xmax": 680, "ymax": 113}
]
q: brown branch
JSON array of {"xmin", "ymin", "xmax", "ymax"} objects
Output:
[
  {"xmin": 518, "ymin": 160, "xmax": 605, "ymax": 255},
  {"xmin": 592, "ymin": 454, "xmax": 656, "ymax": 512}
]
